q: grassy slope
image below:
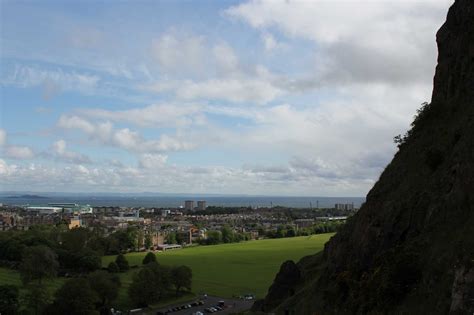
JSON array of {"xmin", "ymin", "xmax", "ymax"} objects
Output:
[{"xmin": 103, "ymin": 234, "xmax": 333, "ymax": 308}]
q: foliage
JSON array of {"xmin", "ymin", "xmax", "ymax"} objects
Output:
[
  {"xmin": 48, "ymin": 278, "xmax": 99, "ymax": 315},
  {"xmin": 107, "ymin": 261, "xmax": 120, "ymax": 273},
  {"xmin": 0, "ymin": 285, "xmax": 19, "ymax": 315},
  {"xmin": 22, "ymin": 282, "xmax": 52, "ymax": 315},
  {"xmin": 142, "ymin": 252, "xmax": 157, "ymax": 265},
  {"xmin": 87, "ymin": 270, "xmax": 121, "ymax": 310},
  {"xmin": 171, "ymin": 265, "xmax": 192, "ymax": 296},
  {"xmin": 20, "ymin": 245, "xmax": 58, "ymax": 285},
  {"xmin": 201, "ymin": 230, "xmax": 222, "ymax": 245},
  {"xmin": 221, "ymin": 226, "xmax": 234, "ymax": 243},
  {"xmin": 128, "ymin": 262, "xmax": 171, "ymax": 307},
  {"xmin": 115, "ymin": 254, "xmax": 129, "ymax": 272},
  {"xmin": 166, "ymin": 232, "xmax": 177, "ymax": 244},
  {"xmin": 144, "ymin": 234, "xmax": 152, "ymax": 249},
  {"xmin": 394, "ymin": 102, "xmax": 432, "ymax": 148}
]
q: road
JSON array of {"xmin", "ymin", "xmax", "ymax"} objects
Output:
[{"xmin": 153, "ymin": 295, "xmax": 254, "ymax": 315}]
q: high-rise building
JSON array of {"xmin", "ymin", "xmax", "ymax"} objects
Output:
[
  {"xmin": 335, "ymin": 203, "xmax": 355, "ymax": 211},
  {"xmin": 184, "ymin": 200, "xmax": 194, "ymax": 211},
  {"xmin": 197, "ymin": 200, "xmax": 207, "ymax": 211}
]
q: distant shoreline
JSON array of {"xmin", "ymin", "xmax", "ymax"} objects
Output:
[{"xmin": 0, "ymin": 195, "xmax": 365, "ymax": 208}]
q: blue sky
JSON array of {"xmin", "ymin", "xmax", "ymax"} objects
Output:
[{"xmin": 0, "ymin": 0, "xmax": 453, "ymax": 195}]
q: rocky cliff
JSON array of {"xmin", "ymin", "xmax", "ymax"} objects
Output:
[{"xmin": 255, "ymin": 0, "xmax": 474, "ymax": 314}]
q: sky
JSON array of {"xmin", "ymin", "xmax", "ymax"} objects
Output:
[{"xmin": 0, "ymin": 0, "xmax": 453, "ymax": 196}]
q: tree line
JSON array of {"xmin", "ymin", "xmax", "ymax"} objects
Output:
[{"xmin": 0, "ymin": 224, "xmax": 193, "ymax": 314}]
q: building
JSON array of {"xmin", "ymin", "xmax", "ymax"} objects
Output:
[
  {"xmin": 68, "ymin": 216, "xmax": 82, "ymax": 229},
  {"xmin": 184, "ymin": 200, "xmax": 194, "ymax": 211},
  {"xmin": 26, "ymin": 206, "xmax": 63, "ymax": 215},
  {"xmin": 197, "ymin": 200, "xmax": 207, "ymax": 211},
  {"xmin": 335, "ymin": 203, "xmax": 355, "ymax": 211},
  {"xmin": 156, "ymin": 244, "xmax": 182, "ymax": 251},
  {"xmin": 294, "ymin": 219, "xmax": 314, "ymax": 228},
  {"xmin": 27, "ymin": 203, "xmax": 93, "ymax": 214},
  {"xmin": 48, "ymin": 203, "xmax": 93, "ymax": 214}
]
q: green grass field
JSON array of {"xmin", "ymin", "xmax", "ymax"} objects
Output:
[
  {"xmin": 102, "ymin": 233, "xmax": 333, "ymax": 308},
  {"xmin": 0, "ymin": 267, "xmax": 64, "ymax": 296},
  {"xmin": 0, "ymin": 234, "xmax": 333, "ymax": 311}
]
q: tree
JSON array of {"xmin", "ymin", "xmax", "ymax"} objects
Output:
[
  {"xmin": 0, "ymin": 285, "xmax": 19, "ymax": 315},
  {"xmin": 276, "ymin": 226, "xmax": 286, "ymax": 238},
  {"xmin": 142, "ymin": 252, "xmax": 157, "ymax": 265},
  {"xmin": 128, "ymin": 266, "xmax": 158, "ymax": 307},
  {"xmin": 23, "ymin": 282, "xmax": 52, "ymax": 315},
  {"xmin": 88, "ymin": 271, "xmax": 121, "ymax": 310},
  {"xmin": 144, "ymin": 234, "xmax": 153, "ymax": 249},
  {"xmin": 136, "ymin": 229, "xmax": 144, "ymax": 250},
  {"xmin": 206, "ymin": 230, "xmax": 222, "ymax": 245},
  {"xmin": 78, "ymin": 250, "xmax": 102, "ymax": 272},
  {"xmin": 20, "ymin": 245, "xmax": 59, "ymax": 285},
  {"xmin": 286, "ymin": 227, "xmax": 296, "ymax": 237},
  {"xmin": 115, "ymin": 253, "xmax": 129, "ymax": 271},
  {"xmin": 221, "ymin": 226, "xmax": 234, "ymax": 243},
  {"xmin": 61, "ymin": 227, "xmax": 90, "ymax": 252},
  {"xmin": 166, "ymin": 232, "xmax": 177, "ymax": 244},
  {"xmin": 107, "ymin": 261, "xmax": 120, "ymax": 273},
  {"xmin": 20, "ymin": 246, "xmax": 58, "ymax": 315},
  {"xmin": 175, "ymin": 232, "xmax": 185, "ymax": 244},
  {"xmin": 49, "ymin": 278, "xmax": 99, "ymax": 315},
  {"xmin": 171, "ymin": 265, "xmax": 192, "ymax": 296},
  {"xmin": 128, "ymin": 262, "xmax": 171, "ymax": 307}
]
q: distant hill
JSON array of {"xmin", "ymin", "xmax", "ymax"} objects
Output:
[
  {"xmin": 254, "ymin": 1, "xmax": 474, "ymax": 314},
  {"xmin": 4, "ymin": 194, "xmax": 48, "ymax": 199}
]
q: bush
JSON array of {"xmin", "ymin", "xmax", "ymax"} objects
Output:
[
  {"xmin": 142, "ymin": 252, "xmax": 157, "ymax": 265},
  {"xmin": 107, "ymin": 261, "xmax": 120, "ymax": 273},
  {"xmin": 0, "ymin": 285, "xmax": 19, "ymax": 315},
  {"xmin": 115, "ymin": 254, "xmax": 129, "ymax": 272}
]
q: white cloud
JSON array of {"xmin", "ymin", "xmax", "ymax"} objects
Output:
[
  {"xmin": 261, "ymin": 32, "xmax": 286, "ymax": 52},
  {"xmin": 176, "ymin": 78, "xmax": 282, "ymax": 104},
  {"xmin": 0, "ymin": 159, "xmax": 15, "ymax": 176},
  {"xmin": 146, "ymin": 78, "xmax": 282, "ymax": 104},
  {"xmin": 52, "ymin": 139, "xmax": 92, "ymax": 164},
  {"xmin": 226, "ymin": 0, "xmax": 452, "ymax": 87},
  {"xmin": 58, "ymin": 115, "xmax": 96, "ymax": 134},
  {"xmin": 0, "ymin": 157, "xmax": 371, "ymax": 196},
  {"xmin": 57, "ymin": 115, "xmax": 195, "ymax": 154},
  {"xmin": 2, "ymin": 65, "xmax": 100, "ymax": 98},
  {"xmin": 138, "ymin": 153, "xmax": 168, "ymax": 169},
  {"xmin": 151, "ymin": 33, "xmax": 206, "ymax": 75},
  {"xmin": 79, "ymin": 103, "xmax": 203, "ymax": 128},
  {"xmin": 4, "ymin": 145, "xmax": 35, "ymax": 160},
  {"xmin": 213, "ymin": 42, "xmax": 239, "ymax": 74}
]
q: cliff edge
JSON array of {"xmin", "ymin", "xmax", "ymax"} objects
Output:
[{"xmin": 255, "ymin": 1, "xmax": 474, "ymax": 314}]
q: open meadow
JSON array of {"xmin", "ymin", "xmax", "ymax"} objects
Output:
[
  {"xmin": 102, "ymin": 233, "xmax": 333, "ymax": 308},
  {"xmin": 0, "ymin": 234, "xmax": 333, "ymax": 310}
]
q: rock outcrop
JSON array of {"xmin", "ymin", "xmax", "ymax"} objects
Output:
[{"xmin": 255, "ymin": 1, "xmax": 474, "ymax": 314}]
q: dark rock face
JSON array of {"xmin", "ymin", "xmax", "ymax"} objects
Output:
[
  {"xmin": 258, "ymin": 1, "xmax": 474, "ymax": 314},
  {"xmin": 252, "ymin": 260, "xmax": 301, "ymax": 312}
]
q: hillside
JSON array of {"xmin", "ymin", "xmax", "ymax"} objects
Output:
[{"xmin": 254, "ymin": 1, "xmax": 474, "ymax": 314}]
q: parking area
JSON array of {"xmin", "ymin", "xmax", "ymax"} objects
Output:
[{"xmin": 154, "ymin": 295, "xmax": 254, "ymax": 315}]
